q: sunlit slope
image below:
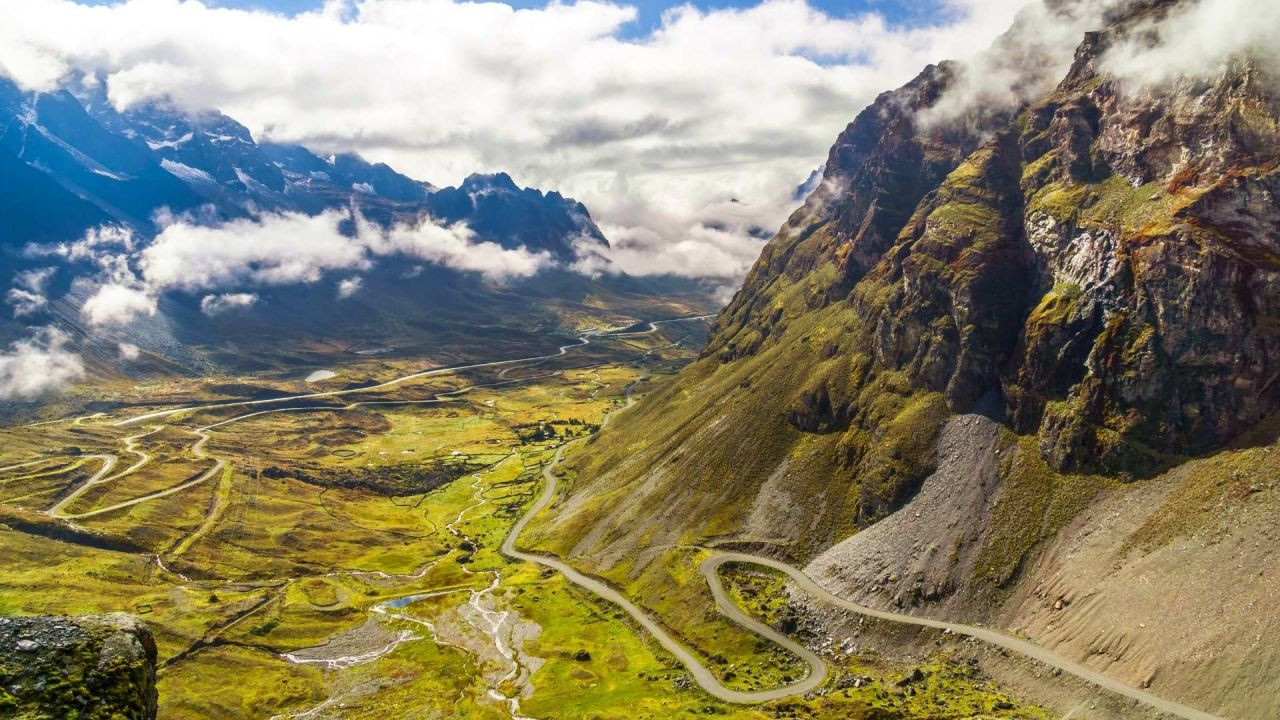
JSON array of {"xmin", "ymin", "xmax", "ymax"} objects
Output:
[{"xmin": 529, "ymin": 2, "xmax": 1280, "ymax": 718}]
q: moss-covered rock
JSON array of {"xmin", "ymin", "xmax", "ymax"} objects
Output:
[{"xmin": 0, "ymin": 614, "xmax": 158, "ymax": 720}]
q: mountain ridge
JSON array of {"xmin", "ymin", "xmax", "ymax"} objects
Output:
[
  {"xmin": 0, "ymin": 74, "xmax": 607, "ymax": 263},
  {"xmin": 528, "ymin": 2, "xmax": 1280, "ymax": 717}
]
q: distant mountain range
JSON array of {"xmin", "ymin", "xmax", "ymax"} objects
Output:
[
  {"xmin": 0, "ymin": 75, "xmax": 605, "ymax": 262},
  {"xmin": 0, "ymin": 76, "xmax": 714, "ymax": 390}
]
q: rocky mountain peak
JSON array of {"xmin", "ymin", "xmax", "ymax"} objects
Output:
[
  {"xmin": 706, "ymin": 0, "xmax": 1280, "ymax": 477},
  {"xmin": 460, "ymin": 171, "xmax": 521, "ymax": 194}
]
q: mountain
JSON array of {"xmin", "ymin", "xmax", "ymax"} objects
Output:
[
  {"xmin": 0, "ymin": 75, "xmax": 608, "ymax": 260},
  {"xmin": 0, "ymin": 75, "xmax": 697, "ymax": 386},
  {"xmin": 0, "ymin": 141, "xmax": 110, "ymax": 250},
  {"xmin": 426, "ymin": 172, "xmax": 607, "ymax": 260},
  {"xmin": 526, "ymin": 2, "xmax": 1280, "ymax": 718},
  {"xmin": 0, "ymin": 79, "xmax": 207, "ymax": 232}
]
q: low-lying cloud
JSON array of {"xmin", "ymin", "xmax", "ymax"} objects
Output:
[
  {"xmin": 366, "ymin": 218, "xmax": 552, "ymax": 280},
  {"xmin": 1100, "ymin": 0, "xmax": 1280, "ymax": 89},
  {"xmin": 200, "ymin": 292, "xmax": 258, "ymax": 316},
  {"xmin": 917, "ymin": 0, "xmax": 1114, "ymax": 129},
  {"xmin": 919, "ymin": 0, "xmax": 1280, "ymax": 130},
  {"xmin": 336, "ymin": 277, "xmax": 363, "ymax": 299},
  {"xmin": 6, "ymin": 267, "xmax": 56, "ymax": 317},
  {"xmin": 82, "ymin": 283, "xmax": 157, "ymax": 327},
  {"xmin": 141, "ymin": 212, "xmax": 371, "ymax": 292},
  {"xmin": 34, "ymin": 209, "xmax": 554, "ymax": 327},
  {"xmin": 0, "ymin": 327, "xmax": 85, "ymax": 400}
]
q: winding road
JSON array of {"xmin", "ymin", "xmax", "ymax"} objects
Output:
[
  {"xmin": 500, "ymin": 373, "xmax": 1226, "ymax": 720},
  {"xmin": 55, "ymin": 429, "xmax": 226, "ymax": 521},
  {"xmin": 501, "ymin": 444, "xmax": 828, "ymax": 704},
  {"xmin": 699, "ymin": 554, "xmax": 1223, "ymax": 720},
  {"xmin": 25, "ymin": 316, "xmax": 699, "ymax": 523},
  {"xmin": 112, "ymin": 315, "xmax": 710, "ymax": 429},
  {"xmin": 114, "ymin": 338, "xmax": 594, "ymax": 427},
  {"xmin": 14, "ymin": 313, "xmax": 1219, "ymax": 718}
]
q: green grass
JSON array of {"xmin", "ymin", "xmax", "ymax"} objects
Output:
[{"xmin": 975, "ymin": 435, "xmax": 1112, "ymax": 588}]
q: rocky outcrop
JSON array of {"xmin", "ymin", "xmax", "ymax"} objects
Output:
[
  {"xmin": 710, "ymin": 0, "xmax": 1280, "ymax": 475},
  {"xmin": 708, "ymin": 60, "xmax": 1001, "ymax": 363},
  {"xmin": 0, "ymin": 614, "xmax": 158, "ymax": 720},
  {"xmin": 541, "ymin": 2, "xmax": 1280, "ymax": 573}
]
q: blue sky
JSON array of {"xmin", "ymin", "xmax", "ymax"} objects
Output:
[{"xmin": 183, "ymin": 0, "xmax": 951, "ymax": 35}]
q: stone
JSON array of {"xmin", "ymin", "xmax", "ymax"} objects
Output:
[{"xmin": 0, "ymin": 614, "xmax": 157, "ymax": 719}]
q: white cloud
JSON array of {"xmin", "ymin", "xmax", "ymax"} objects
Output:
[
  {"xmin": 140, "ymin": 211, "xmax": 370, "ymax": 291},
  {"xmin": 573, "ymin": 223, "xmax": 760, "ymax": 280},
  {"xmin": 0, "ymin": 0, "xmax": 1035, "ymax": 280},
  {"xmin": 1100, "ymin": 0, "xmax": 1280, "ymax": 90},
  {"xmin": 81, "ymin": 282, "xmax": 157, "ymax": 326},
  {"xmin": 38, "ymin": 225, "xmax": 135, "ymax": 266},
  {"xmin": 0, "ymin": 327, "xmax": 84, "ymax": 400},
  {"xmin": 117, "ymin": 342, "xmax": 140, "ymax": 360},
  {"xmin": 20, "ymin": 207, "xmax": 552, "ymax": 329},
  {"xmin": 137, "ymin": 210, "xmax": 550, "ymax": 292},
  {"xmin": 6, "ymin": 267, "xmax": 56, "ymax": 317},
  {"xmin": 364, "ymin": 217, "xmax": 552, "ymax": 282},
  {"xmin": 917, "ymin": 0, "xmax": 1114, "ymax": 129},
  {"xmin": 336, "ymin": 276, "xmax": 362, "ymax": 299},
  {"xmin": 200, "ymin": 292, "xmax": 258, "ymax": 315}
]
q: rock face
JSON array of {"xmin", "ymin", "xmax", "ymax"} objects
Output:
[
  {"xmin": 709, "ymin": 0, "xmax": 1280, "ymax": 476},
  {"xmin": 0, "ymin": 614, "xmax": 158, "ymax": 720},
  {"xmin": 531, "ymin": 3, "xmax": 1280, "ymax": 716}
]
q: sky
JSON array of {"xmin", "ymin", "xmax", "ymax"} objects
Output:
[
  {"xmin": 2, "ymin": 0, "xmax": 1041, "ymax": 284},
  {"xmin": 160, "ymin": 0, "xmax": 957, "ymax": 34}
]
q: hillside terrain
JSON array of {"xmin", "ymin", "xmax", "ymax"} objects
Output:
[
  {"xmin": 3, "ymin": 0, "xmax": 1277, "ymax": 718},
  {"xmin": 527, "ymin": 1, "xmax": 1280, "ymax": 718},
  {"xmin": 0, "ymin": 316, "xmax": 1049, "ymax": 719}
]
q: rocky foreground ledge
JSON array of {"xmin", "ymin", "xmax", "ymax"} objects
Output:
[{"xmin": 0, "ymin": 614, "xmax": 157, "ymax": 719}]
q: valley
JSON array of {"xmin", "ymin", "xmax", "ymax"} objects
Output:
[
  {"xmin": 3, "ymin": 1, "xmax": 1277, "ymax": 719},
  {"xmin": 0, "ymin": 317, "xmax": 1048, "ymax": 720}
]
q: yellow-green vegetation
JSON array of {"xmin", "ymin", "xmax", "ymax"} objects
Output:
[
  {"xmin": 719, "ymin": 564, "xmax": 796, "ymax": 630},
  {"xmin": 1025, "ymin": 172, "xmax": 1207, "ymax": 239},
  {"xmin": 0, "ymin": 314, "xmax": 1048, "ymax": 719},
  {"xmin": 0, "ymin": 322, "xmax": 744, "ymax": 719},
  {"xmin": 1128, "ymin": 443, "xmax": 1280, "ymax": 552},
  {"xmin": 975, "ymin": 435, "xmax": 1113, "ymax": 588},
  {"xmin": 1026, "ymin": 283, "xmax": 1083, "ymax": 328},
  {"xmin": 613, "ymin": 547, "xmax": 810, "ymax": 692},
  {"xmin": 703, "ymin": 564, "xmax": 1050, "ymax": 720}
]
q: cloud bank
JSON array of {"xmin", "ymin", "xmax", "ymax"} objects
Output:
[
  {"xmin": 0, "ymin": 0, "xmax": 1036, "ymax": 280},
  {"xmin": 1100, "ymin": 0, "xmax": 1280, "ymax": 89},
  {"xmin": 0, "ymin": 328, "xmax": 85, "ymax": 400},
  {"xmin": 37, "ymin": 209, "xmax": 552, "ymax": 326}
]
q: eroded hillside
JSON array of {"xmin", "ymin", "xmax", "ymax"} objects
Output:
[{"xmin": 527, "ymin": 1, "xmax": 1280, "ymax": 717}]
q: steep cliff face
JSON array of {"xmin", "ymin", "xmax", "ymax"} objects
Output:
[
  {"xmin": 710, "ymin": 1, "xmax": 1280, "ymax": 476},
  {"xmin": 529, "ymin": 2, "xmax": 1280, "ymax": 716},
  {"xmin": 0, "ymin": 614, "xmax": 158, "ymax": 719}
]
